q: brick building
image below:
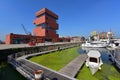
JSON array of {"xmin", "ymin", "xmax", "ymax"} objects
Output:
[
  {"xmin": 33, "ymin": 8, "xmax": 59, "ymax": 42},
  {"xmin": 6, "ymin": 8, "xmax": 59, "ymax": 44},
  {"xmin": 6, "ymin": 33, "xmax": 44, "ymax": 44}
]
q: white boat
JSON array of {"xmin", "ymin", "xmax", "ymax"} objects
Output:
[
  {"xmin": 86, "ymin": 50, "xmax": 103, "ymax": 75},
  {"xmin": 108, "ymin": 40, "xmax": 120, "ymax": 49},
  {"xmin": 82, "ymin": 41, "xmax": 108, "ymax": 48},
  {"xmin": 81, "ymin": 41, "xmax": 91, "ymax": 47}
]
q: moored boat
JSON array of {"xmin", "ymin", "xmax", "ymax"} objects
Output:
[
  {"xmin": 86, "ymin": 50, "xmax": 103, "ymax": 75},
  {"xmin": 108, "ymin": 40, "xmax": 120, "ymax": 49},
  {"xmin": 82, "ymin": 41, "xmax": 108, "ymax": 48}
]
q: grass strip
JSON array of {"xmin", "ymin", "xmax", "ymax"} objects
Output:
[{"xmin": 29, "ymin": 47, "xmax": 80, "ymax": 71}]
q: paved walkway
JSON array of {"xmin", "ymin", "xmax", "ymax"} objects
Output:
[
  {"xmin": 17, "ymin": 59, "xmax": 76, "ymax": 80},
  {"xmin": 59, "ymin": 54, "xmax": 87, "ymax": 78},
  {"xmin": 0, "ymin": 42, "xmax": 76, "ymax": 50}
]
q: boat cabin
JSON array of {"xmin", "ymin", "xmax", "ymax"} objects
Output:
[{"xmin": 87, "ymin": 50, "xmax": 101, "ymax": 63}]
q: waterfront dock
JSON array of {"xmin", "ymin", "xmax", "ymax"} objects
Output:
[
  {"xmin": 59, "ymin": 54, "xmax": 87, "ymax": 77},
  {"xmin": 7, "ymin": 43, "xmax": 80, "ymax": 80},
  {"xmin": 17, "ymin": 59, "xmax": 76, "ymax": 80}
]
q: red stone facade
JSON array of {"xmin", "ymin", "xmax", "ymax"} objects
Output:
[{"xmin": 6, "ymin": 33, "xmax": 44, "ymax": 44}]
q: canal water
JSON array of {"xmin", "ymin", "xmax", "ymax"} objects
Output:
[
  {"xmin": 77, "ymin": 48, "xmax": 120, "ymax": 80},
  {"xmin": 78, "ymin": 48, "xmax": 111, "ymax": 64}
]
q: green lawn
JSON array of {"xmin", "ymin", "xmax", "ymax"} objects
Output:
[
  {"xmin": 29, "ymin": 47, "xmax": 120, "ymax": 80},
  {"xmin": 29, "ymin": 47, "xmax": 80, "ymax": 71},
  {"xmin": 0, "ymin": 62, "xmax": 26, "ymax": 80},
  {"xmin": 76, "ymin": 63, "xmax": 120, "ymax": 80}
]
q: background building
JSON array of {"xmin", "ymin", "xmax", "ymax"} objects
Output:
[
  {"xmin": 90, "ymin": 30, "xmax": 114, "ymax": 41},
  {"xmin": 71, "ymin": 36, "xmax": 84, "ymax": 42}
]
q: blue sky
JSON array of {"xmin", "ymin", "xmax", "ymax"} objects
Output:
[{"xmin": 0, "ymin": 0, "xmax": 120, "ymax": 41}]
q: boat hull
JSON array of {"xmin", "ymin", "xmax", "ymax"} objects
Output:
[
  {"xmin": 86, "ymin": 62, "xmax": 101, "ymax": 75},
  {"xmin": 82, "ymin": 42, "xmax": 108, "ymax": 48},
  {"xmin": 89, "ymin": 66, "xmax": 99, "ymax": 75},
  {"xmin": 85, "ymin": 50, "xmax": 103, "ymax": 75}
]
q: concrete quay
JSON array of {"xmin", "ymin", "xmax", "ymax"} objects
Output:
[
  {"xmin": 0, "ymin": 43, "xmax": 51, "ymax": 50},
  {"xmin": 0, "ymin": 42, "xmax": 81, "ymax": 61},
  {"xmin": 0, "ymin": 42, "xmax": 79, "ymax": 50}
]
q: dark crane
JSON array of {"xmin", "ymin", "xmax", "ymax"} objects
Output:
[
  {"xmin": 21, "ymin": 24, "xmax": 31, "ymax": 35},
  {"xmin": 21, "ymin": 24, "xmax": 36, "ymax": 46}
]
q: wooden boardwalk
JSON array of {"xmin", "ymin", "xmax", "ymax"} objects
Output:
[
  {"xmin": 10, "ymin": 46, "xmax": 78, "ymax": 80},
  {"xmin": 59, "ymin": 54, "xmax": 87, "ymax": 78}
]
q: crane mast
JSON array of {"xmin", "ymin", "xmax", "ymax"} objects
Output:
[{"xmin": 21, "ymin": 24, "xmax": 31, "ymax": 35}]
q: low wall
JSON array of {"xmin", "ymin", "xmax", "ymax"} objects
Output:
[{"xmin": 0, "ymin": 42, "xmax": 81, "ymax": 62}]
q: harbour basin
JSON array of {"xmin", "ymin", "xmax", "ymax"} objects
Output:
[{"xmin": 77, "ymin": 48, "xmax": 120, "ymax": 80}]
